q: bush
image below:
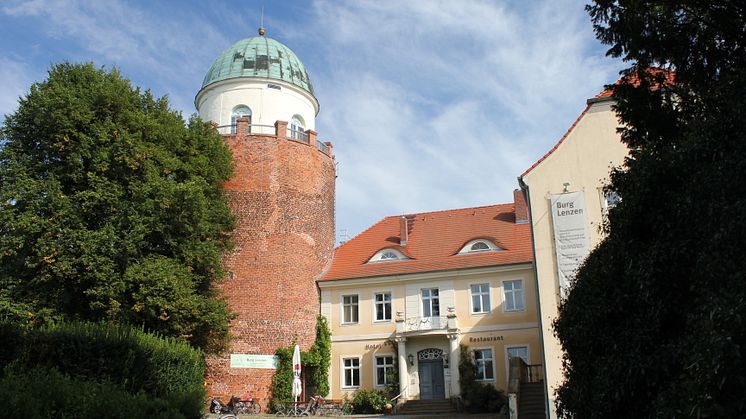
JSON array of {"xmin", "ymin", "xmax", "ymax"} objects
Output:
[
  {"xmin": 350, "ymin": 389, "xmax": 389, "ymax": 414},
  {"xmin": 458, "ymin": 345, "xmax": 506, "ymax": 413},
  {"xmin": 2, "ymin": 320, "xmax": 205, "ymax": 417},
  {"xmin": 0, "ymin": 367, "xmax": 188, "ymax": 419},
  {"xmin": 17, "ymin": 321, "xmax": 205, "ymax": 398}
]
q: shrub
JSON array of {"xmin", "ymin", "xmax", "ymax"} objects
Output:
[
  {"xmin": 4, "ymin": 320, "xmax": 205, "ymax": 417},
  {"xmin": 458, "ymin": 345, "xmax": 506, "ymax": 413},
  {"xmin": 350, "ymin": 389, "xmax": 389, "ymax": 414},
  {"xmin": 0, "ymin": 367, "xmax": 188, "ymax": 419}
]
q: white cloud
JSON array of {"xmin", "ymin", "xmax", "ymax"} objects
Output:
[
  {"xmin": 0, "ymin": 56, "xmax": 36, "ymax": 120},
  {"xmin": 0, "ymin": 0, "xmax": 623, "ymax": 240},
  {"xmin": 299, "ymin": 0, "xmax": 622, "ymax": 238}
]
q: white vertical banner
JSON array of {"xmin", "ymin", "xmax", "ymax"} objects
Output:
[{"xmin": 550, "ymin": 191, "xmax": 591, "ymax": 297}]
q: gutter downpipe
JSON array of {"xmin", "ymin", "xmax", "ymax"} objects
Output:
[{"xmin": 518, "ymin": 176, "xmax": 551, "ymax": 419}]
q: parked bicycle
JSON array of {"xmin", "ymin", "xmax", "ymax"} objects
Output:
[
  {"xmin": 274, "ymin": 396, "xmax": 322, "ymax": 417},
  {"xmin": 233, "ymin": 392, "xmax": 262, "ymax": 414}
]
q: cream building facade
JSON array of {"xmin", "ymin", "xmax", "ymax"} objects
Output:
[
  {"xmin": 518, "ymin": 92, "xmax": 628, "ymax": 418},
  {"xmin": 318, "ymin": 200, "xmax": 541, "ymax": 401}
]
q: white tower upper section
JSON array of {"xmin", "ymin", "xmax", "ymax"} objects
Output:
[{"xmin": 195, "ymin": 29, "xmax": 319, "ymax": 133}]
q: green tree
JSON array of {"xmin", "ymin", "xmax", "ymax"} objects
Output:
[
  {"xmin": 0, "ymin": 62, "xmax": 235, "ymax": 351},
  {"xmin": 555, "ymin": 1, "xmax": 746, "ymax": 418}
]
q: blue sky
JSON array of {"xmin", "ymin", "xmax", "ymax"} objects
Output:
[{"xmin": 0, "ymin": 0, "xmax": 623, "ymax": 241}]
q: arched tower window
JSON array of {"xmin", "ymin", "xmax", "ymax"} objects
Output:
[
  {"xmin": 231, "ymin": 105, "xmax": 252, "ymax": 133},
  {"xmin": 290, "ymin": 115, "xmax": 306, "ymax": 141}
]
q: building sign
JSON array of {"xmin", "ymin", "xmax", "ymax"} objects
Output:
[
  {"xmin": 468, "ymin": 335, "xmax": 504, "ymax": 343},
  {"xmin": 365, "ymin": 341, "xmax": 394, "ymax": 350},
  {"xmin": 550, "ymin": 191, "xmax": 591, "ymax": 297},
  {"xmin": 230, "ymin": 354, "xmax": 278, "ymax": 369}
]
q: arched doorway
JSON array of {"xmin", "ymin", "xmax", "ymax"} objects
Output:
[{"xmin": 418, "ymin": 348, "xmax": 445, "ymax": 400}]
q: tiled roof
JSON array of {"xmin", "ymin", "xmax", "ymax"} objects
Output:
[{"xmin": 320, "ymin": 204, "xmax": 532, "ymax": 281}]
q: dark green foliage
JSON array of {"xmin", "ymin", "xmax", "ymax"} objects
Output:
[
  {"xmin": 0, "ymin": 62, "xmax": 234, "ymax": 351},
  {"xmin": 270, "ymin": 346, "xmax": 294, "ymax": 409},
  {"xmin": 555, "ymin": 1, "xmax": 746, "ymax": 418},
  {"xmin": 2, "ymin": 321, "xmax": 205, "ymax": 410},
  {"xmin": 349, "ymin": 389, "xmax": 389, "ymax": 414},
  {"xmin": 458, "ymin": 345, "xmax": 506, "ymax": 413},
  {"xmin": 270, "ymin": 315, "xmax": 332, "ymax": 409},
  {"xmin": 0, "ymin": 321, "xmax": 204, "ymax": 418},
  {"xmin": 304, "ymin": 315, "xmax": 332, "ymax": 396},
  {"xmin": 0, "ymin": 367, "xmax": 189, "ymax": 419}
]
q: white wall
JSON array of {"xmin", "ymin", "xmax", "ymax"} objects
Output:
[{"xmin": 196, "ymin": 78, "xmax": 318, "ymax": 131}]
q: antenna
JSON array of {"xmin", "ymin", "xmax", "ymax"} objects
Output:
[{"xmin": 258, "ymin": 5, "xmax": 266, "ymax": 36}]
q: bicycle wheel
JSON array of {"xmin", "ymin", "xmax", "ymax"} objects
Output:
[
  {"xmin": 251, "ymin": 402, "xmax": 262, "ymax": 414},
  {"xmin": 220, "ymin": 415, "xmax": 237, "ymax": 419}
]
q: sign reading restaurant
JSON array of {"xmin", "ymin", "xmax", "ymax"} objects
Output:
[{"xmin": 550, "ymin": 191, "xmax": 591, "ymax": 297}]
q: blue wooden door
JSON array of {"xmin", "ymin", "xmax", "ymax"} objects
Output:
[{"xmin": 418, "ymin": 360, "xmax": 445, "ymax": 400}]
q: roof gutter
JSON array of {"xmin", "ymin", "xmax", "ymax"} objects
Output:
[{"xmin": 517, "ymin": 175, "xmax": 552, "ymax": 419}]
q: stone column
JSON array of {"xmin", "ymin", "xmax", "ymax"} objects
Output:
[
  {"xmin": 448, "ymin": 332, "xmax": 460, "ymax": 398},
  {"xmin": 395, "ymin": 336, "xmax": 408, "ymax": 400}
]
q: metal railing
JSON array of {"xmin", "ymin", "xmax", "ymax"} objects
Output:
[
  {"xmin": 404, "ymin": 316, "xmax": 448, "ymax": 331},
  {"xmin": 288, "ymin": 128, "xmax": 310, "ymax": 143},
  {"xmin": 215, "ymin": 123, "xmax": 276, "ymax": 135},
  {"xmin": 316, "ymin": 140, "xmax": 330, "ymax": 154}
]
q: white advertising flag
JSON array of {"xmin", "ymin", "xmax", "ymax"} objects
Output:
[{"xmin": 550, "ymin": 191, "xmax": 591, "ymax": 297}]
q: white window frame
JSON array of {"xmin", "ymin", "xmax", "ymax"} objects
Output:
[
  {"xmin": 457, "ymin": 239, "xmax": 501, "ymax": 254},
  {"xmin": 505, "ymin": 344, "xmax": 530, "ymax": 381},
  {"xmin": 341, "ymin": 356, "xmax": 361, "ymax": 388},
  {"xmin": 230, "ymin": 105, "xmax": 252, "ymax": 134},
  {"xmin": 469, "ymin": 282, "xmax": 492, "ymax": 314},
  {"xmin": 373, "ymin": 354, "xmax": 395, "ymax": 387},
  {"xmin": 502, "ymin": 279, "xmax": 525, "ymax": 312},
  {"xmin": 421, "ymin": 288, "xmax": 440, "ymax": 318},
  {"xmin": 341, "ymin": 294, "xmax": 359, "ymax": 324},
  {"xmin": 373, "ymin": 291, "xmax": 392, "ymax": 322},
  {"xmin": 290, "ymin": 114, "xmax": 306, "ymax": 140},
  {"xmin": 367, "ymin": 248, "xmax": 408, "ymax": 263},
  {"xmin": 472, "ymin": 347, "xmax": 496, "ymax": 381}
]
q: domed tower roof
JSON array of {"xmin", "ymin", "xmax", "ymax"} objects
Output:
[{"xmin": 201, "ymin": 32, "xmax": 314, "ymax": 95}]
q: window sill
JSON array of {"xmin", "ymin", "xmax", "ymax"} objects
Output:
[
  {"xmin": 341, "ymin": 322, "xmax": 359, "ymax": 326},
  {"xmin": 373, "ymin": 319, "xmax": 393, "ymax": 324},
  {"xmin": 470, "ymin": 311, "xmax": 490, "ymax": 316},
  {"xmin": 342, "ymin": 385, "xmax": 360, "ymax": 389},
  {"xmin": 503, "ymin": 309, "xmax": 526, "ymax": 314}
]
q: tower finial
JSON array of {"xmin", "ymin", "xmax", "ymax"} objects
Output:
[{"xmin": 258, "ymin": 6, "xmax": 265, "ymax": 36}]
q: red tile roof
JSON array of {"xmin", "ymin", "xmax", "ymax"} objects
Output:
[{"xmin": 319, "ymin": 203, "xmax": 532, "ymax": 281}]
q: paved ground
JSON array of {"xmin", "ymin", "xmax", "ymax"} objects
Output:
[{"xmin": 206, "ymin": 414, "xmax": 501, "ymax": 419}]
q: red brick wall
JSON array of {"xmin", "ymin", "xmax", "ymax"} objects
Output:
[{"xmin": 206, "ymin": 131, "xmax": 335, "ymax": 407}]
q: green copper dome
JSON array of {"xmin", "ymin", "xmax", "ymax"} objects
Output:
[{"xmin": 202, "ymin": 36, "xmax": 314, "ymax": 95}]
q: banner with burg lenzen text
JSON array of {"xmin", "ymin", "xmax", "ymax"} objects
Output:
[{"xmin": 550, "ymin": 191, "xmax": 591, "ymax": 298}]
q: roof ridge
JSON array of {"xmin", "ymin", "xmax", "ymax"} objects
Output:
[{"xmin": 385, "ymin": 202, "xmax": 514, "ymax": 219}]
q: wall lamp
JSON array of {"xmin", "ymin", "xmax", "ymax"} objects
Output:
[{"xmin": 407, "ymin": 354, "xmax": 414, "ymax": 366}]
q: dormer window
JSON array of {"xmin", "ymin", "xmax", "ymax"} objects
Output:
[
  {"xmin": 470, "ymin": 242, "xmax": 490, "ymax": 252},
  {"xmin": 458, "ymin": 239, "xmax": 501, "ymax": 254},
  {"xmin": 368, "ymin": 248, "xmax": 408, "ymax": 263}
]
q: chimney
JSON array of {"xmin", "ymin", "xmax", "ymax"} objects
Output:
[
  {"xmin": 514, "ymin": 189, "xmax": 529, "ymax": 224},
  {"xmin": 400, "ymin": 216, "xmax": 408, "ymax": 246}
]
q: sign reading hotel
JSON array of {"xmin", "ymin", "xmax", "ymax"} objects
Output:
[
  {"xmin": 550, "ymin": 191, "xmax": 591, "ymax": 297},
  {"xmin": 230, "ymin": 354, "xmax": 278, "ymax": 369}
]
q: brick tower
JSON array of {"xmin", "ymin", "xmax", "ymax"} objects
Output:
[{"xmin": 195, "ymin": 28, "xmax": 335, "ymax": 403}]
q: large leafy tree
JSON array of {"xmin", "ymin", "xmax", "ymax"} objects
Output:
[
  {"xmin": 555, "ymin": 1, "xmax": 746, "ymax": 418},
  {"xmin": 0, "ymin": 63, "xmax": 235, "ymax": 351}
]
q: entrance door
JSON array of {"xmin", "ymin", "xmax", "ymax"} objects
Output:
[{"xmin": 418, "ymin": 359, "xmax": 445, "ymax": 400}]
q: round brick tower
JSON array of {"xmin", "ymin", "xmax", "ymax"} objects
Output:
[{"xmin": 196, "ymin": 29, "xmax": 335, "ymax": 403}]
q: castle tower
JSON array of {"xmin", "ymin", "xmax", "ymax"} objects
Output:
[{"xmin": 196, "ymin": 28, "xmax": 335, "ymax": 402}]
